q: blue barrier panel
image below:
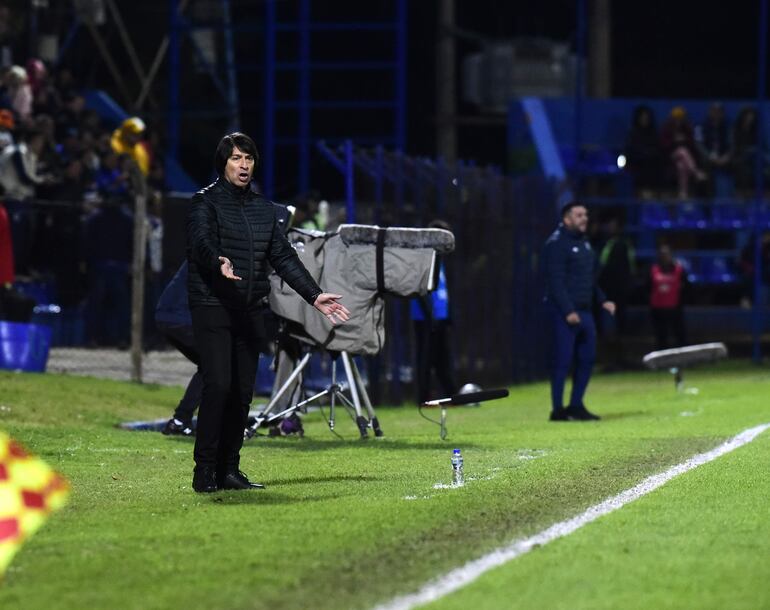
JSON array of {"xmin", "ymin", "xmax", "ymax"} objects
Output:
[
  {"xmin": 253, "ymin": 357, "xmax": 276, "ymax": 397},
  {"xmin": 0, "ymin": 321, "xmax": 53, "ymax": 372}
]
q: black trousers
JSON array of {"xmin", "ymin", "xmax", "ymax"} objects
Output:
[
  {"xmin": 651, "ymin": 307, "xmax": 686, "ymax": 350},
  {"xmin": 191, "ymin": 305, "xmax": 264, "ymax": 471},
  {"xmin": 414, "ymin": 320, "xmax": 457, "ymax": 404},
  {"xmin": 157, "ymin": 322, "xmax": 202, "ymax": 424}
]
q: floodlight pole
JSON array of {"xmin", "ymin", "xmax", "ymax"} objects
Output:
[{"xmin": 753, "ymin": 0, "xmax": 768, "ymax": 364}]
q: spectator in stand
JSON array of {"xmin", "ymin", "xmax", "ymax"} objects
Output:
[
  {"xmin": 0, "ymin": 108, "xmax": 14, "ymax": 150},
  {"xmin": 649, "ymin": 244, "xmax": 688, "ymax": 349},
  {"xmin": 597, "ymin": 217, "xmax": 636, "ymax": 369},
  {"xmin": 695, "ymin": 102, "xmax": 732, "ymax": 197},
  {"xmin": 80, "ymin": 108, "xmax": 103, "ymax": 134},
  {"xmin": 0, "ymin": 201, "xmax": 35, "ymax": 322},
  {"xmin": 293, "ymin": 190, "xmax": 330, "ymax": 231},
  {"xmin": 95, "ymin": 150, "xmax": 129, "ymax": 198},
  {"xmin": 83, "ymin": 199, "xmax": 134, "ymax": 347},
  {"xmin": 55, "ymin": 93, "xmax": 86, "ymax": 141},
  {"xmin": 5, "ymin": 65, "xmax": 32, "ymax": 122},
  {"xmin": 738, "ymin": 235, "xmax": 770, "ymax": 308},
  {"xmin": 25, "ymin": 59, "xmax": 47, "ymax": 101},
  {"xmin": 56, "ymin": 126, "xmax": 83, "ymax": 164},
  {"xmin": 0, "ymin": 201, "xmax": 15, "ymax": 290},
  {"xmin": 625, "ymin": 105, "xmax": 662, "ymax": 196},
  {"xmin": 30, "ymin": 66, "xmax": 61, "ymax": 117},
  {"xmin": 731, "ymin": 106, "xmax": 759, "ymax": 196},
  {"xmin": 80, "ymin": 129, "xmax": 101, "ymax": 174},
  {"xmin": 0, "ymin": 127, "xmax": 46, "ymax": 200},
  {"xmin": 660, "ymin": 106, "xmax": 707, "ymax": 199},
  {"xmin": 52, "ymin": 156, "xmax": 93, "ymax": 202},
  {"xmin": 53, "ymin": 67, "xmax": 76, "ymax": 101},
  {"xmin": 111, "ymin": 117, "xmax": 150, "ymax": 176}
]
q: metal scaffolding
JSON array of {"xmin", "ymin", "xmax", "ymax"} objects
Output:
[{"xmin": 166, "ymin": 0, "xmax": 407, "ymax": 198}]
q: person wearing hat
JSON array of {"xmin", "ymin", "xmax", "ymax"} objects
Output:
[{"xmin": 110, "ymin": 117, "xmax": 150, "ymax": 175}]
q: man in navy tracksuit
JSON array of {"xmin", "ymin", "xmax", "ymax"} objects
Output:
[{"xmin": 543, "ymin": 202, "xmax": 615, "ymax": 421}]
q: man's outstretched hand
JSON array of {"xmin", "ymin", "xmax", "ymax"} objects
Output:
[
  {"xmin": 313, "ymin": 293, "xmax": 351, "ymax": 325},
  {"xmin": 219, "ymin": 256, "xmax": 242, "ymax": 281}
]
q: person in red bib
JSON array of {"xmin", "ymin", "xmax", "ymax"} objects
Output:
[{"xmin": 649, "ymin": 244, "xmax": 688, "ymax": 349}]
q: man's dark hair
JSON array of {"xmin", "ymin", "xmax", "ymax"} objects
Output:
[
  {"xmin": 214, "ymin": 132, "xmax": 259, "ymax": 176},
  {"xmin": 560, "ymin": 201, "xmax": 586, "ymax": 219}
]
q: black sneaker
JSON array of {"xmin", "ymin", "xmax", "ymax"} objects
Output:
[
  {"xmin": 549, "ymin": 409, "xmax": 570, "ymax": 421},
  {"xmin": 162, "ymin": 418, "xmax": 194, "ymax": 436},
  {"xmin": 192, "ymin": 466, "xmax": 218, "ymax": 493},
  {"xmin": 218, "ymin": 470, "xmax": 265, "ymax": 490},
  {"xmin": 565, "ymin": 405, "xmax": 601, "ymax": 421}
]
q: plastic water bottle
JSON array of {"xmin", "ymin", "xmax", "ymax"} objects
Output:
[{"xmin": 451, "ymin": 448, "xmax": 464, "ymax": 486}]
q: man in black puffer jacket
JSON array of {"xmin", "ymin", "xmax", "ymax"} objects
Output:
[
  {"xmin": 187, "ymin": 132, "xmax": 350, "ymax": 493},
  {"xmin": 542, "ymin": 202, "xmax": 615, "ymax": 422}
]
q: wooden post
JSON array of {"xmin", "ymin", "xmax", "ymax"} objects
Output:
[{"xmin": 129, "ymin": 161, "xmax": 147, "ymax": 383}]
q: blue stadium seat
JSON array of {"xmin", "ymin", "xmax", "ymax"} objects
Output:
[
  {"xmin": 755, "ymin": 205, "xmax": 770, "ymax": 228},
  {"xmin": 641, "ymin": 203, "xmax": 673, "ymax": 228},
  {"xmin": 677, "ymin": 256, "xmax": 699, "ymax": 283},
  {"xmin": 712, "ymin": 203, "xmax": 748, "ymax": 229},
  {"xmin": 705, "ymin": 256, "xmax": 738, "ymax": 284},
  {"xmin": 686, "ymin": 256, "xmax": 738, "ymax": 285},
  {"xmin": 676, "ymin": 203, "xmax": 706, "ymax": 229}
]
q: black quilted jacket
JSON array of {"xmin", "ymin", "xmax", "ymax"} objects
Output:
[{"xmin": 186, "ymin": 178, "xmax": 322, "ymax": 309}]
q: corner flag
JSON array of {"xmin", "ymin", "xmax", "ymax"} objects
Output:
[{"xmin": 0, "ymin": 431, "xmax": 69, "ymax": 576}]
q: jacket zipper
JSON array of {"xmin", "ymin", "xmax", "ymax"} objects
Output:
[{"xmin": 239, "ymin": 197, "xmax": 255, "ymax": 303}]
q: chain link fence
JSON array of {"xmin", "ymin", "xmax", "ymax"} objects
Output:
[
  {"xmin": 319, "ymin": 146, "xmax": 556, "ymax": 403},
  {"xmin": 2, "ymin": 162, "xmax": 198, "ymax": 386}
]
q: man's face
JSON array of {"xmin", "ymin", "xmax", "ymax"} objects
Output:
[
  {"xmin": 223, "ymin": 145, "xmax": 255, "ymax": 188},
  {"xmin": 563, "ymin": 206, "xmax": 588, "ymax": 234}
]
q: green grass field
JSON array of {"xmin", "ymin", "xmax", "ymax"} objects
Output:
[{"xmin": 1, "ymin": 362, "xmax": 769, "ymax": 610}]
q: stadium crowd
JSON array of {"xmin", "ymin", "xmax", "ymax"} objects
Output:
[
  {"xmin": 625, "ymin": 102, "xmax": 763, "ymax": 199},
  {"xmin": 0, "ymin": 56, "xmax": 164, "ymax": 347}
]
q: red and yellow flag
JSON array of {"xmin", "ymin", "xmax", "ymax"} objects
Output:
[{"xmin": 0, "ymin": 431, "xmax": 69, "ymax": 576}]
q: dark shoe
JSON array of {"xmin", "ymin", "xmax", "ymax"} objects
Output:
[
  {"xmin": 218, "ymin": 470, "xmax": 265, "ymax": 490},
  {"xmin": 549, "ymin": 408, "xmax": 570, "ymax": 421},
  {"xmin": 565, "ymin": 405, "xmax": 601, "ymax": 421},
  {"xmin": 192, "ymin": 466, "xmax": 218, "ymax": 493},
  {"xmin": 162, "ymin": 418, "xmax": 193, "ymax": 436}
]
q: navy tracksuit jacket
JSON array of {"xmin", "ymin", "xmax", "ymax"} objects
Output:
[{"xmin": 542, "ymin": 224, "xmax": 607, "ymax": 412}]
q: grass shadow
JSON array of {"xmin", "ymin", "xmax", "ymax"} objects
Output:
[
  {"xmin": 209, "ymin": 489, "xmax": 356, "ymax": 505},
  {"xmin": 244, "ymin": 438, "xmax": 483, "ymax": 452},
  {"xmin": 265, "ymin": 474, "xmax": 384, "ymax": 486},
  {"xmin": 601, "ymin": 410, "xmax": 649, "ymax": 421}
]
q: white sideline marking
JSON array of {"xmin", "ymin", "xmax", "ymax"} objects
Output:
[{"xmin": 374, "ymin": 423, "xmax": 770, "ymax": 610}]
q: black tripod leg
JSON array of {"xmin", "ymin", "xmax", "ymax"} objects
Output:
[
  {"xmin": 349, "ymin": 355, "xmax": 383, "ymax": 437},
  {"xmin": 355, "ymin": 415, "xmax": 369, "ymax": 439},
  {"xmin": 673, "ymin": 367, "xmax": 684, "ymax": 392}
]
